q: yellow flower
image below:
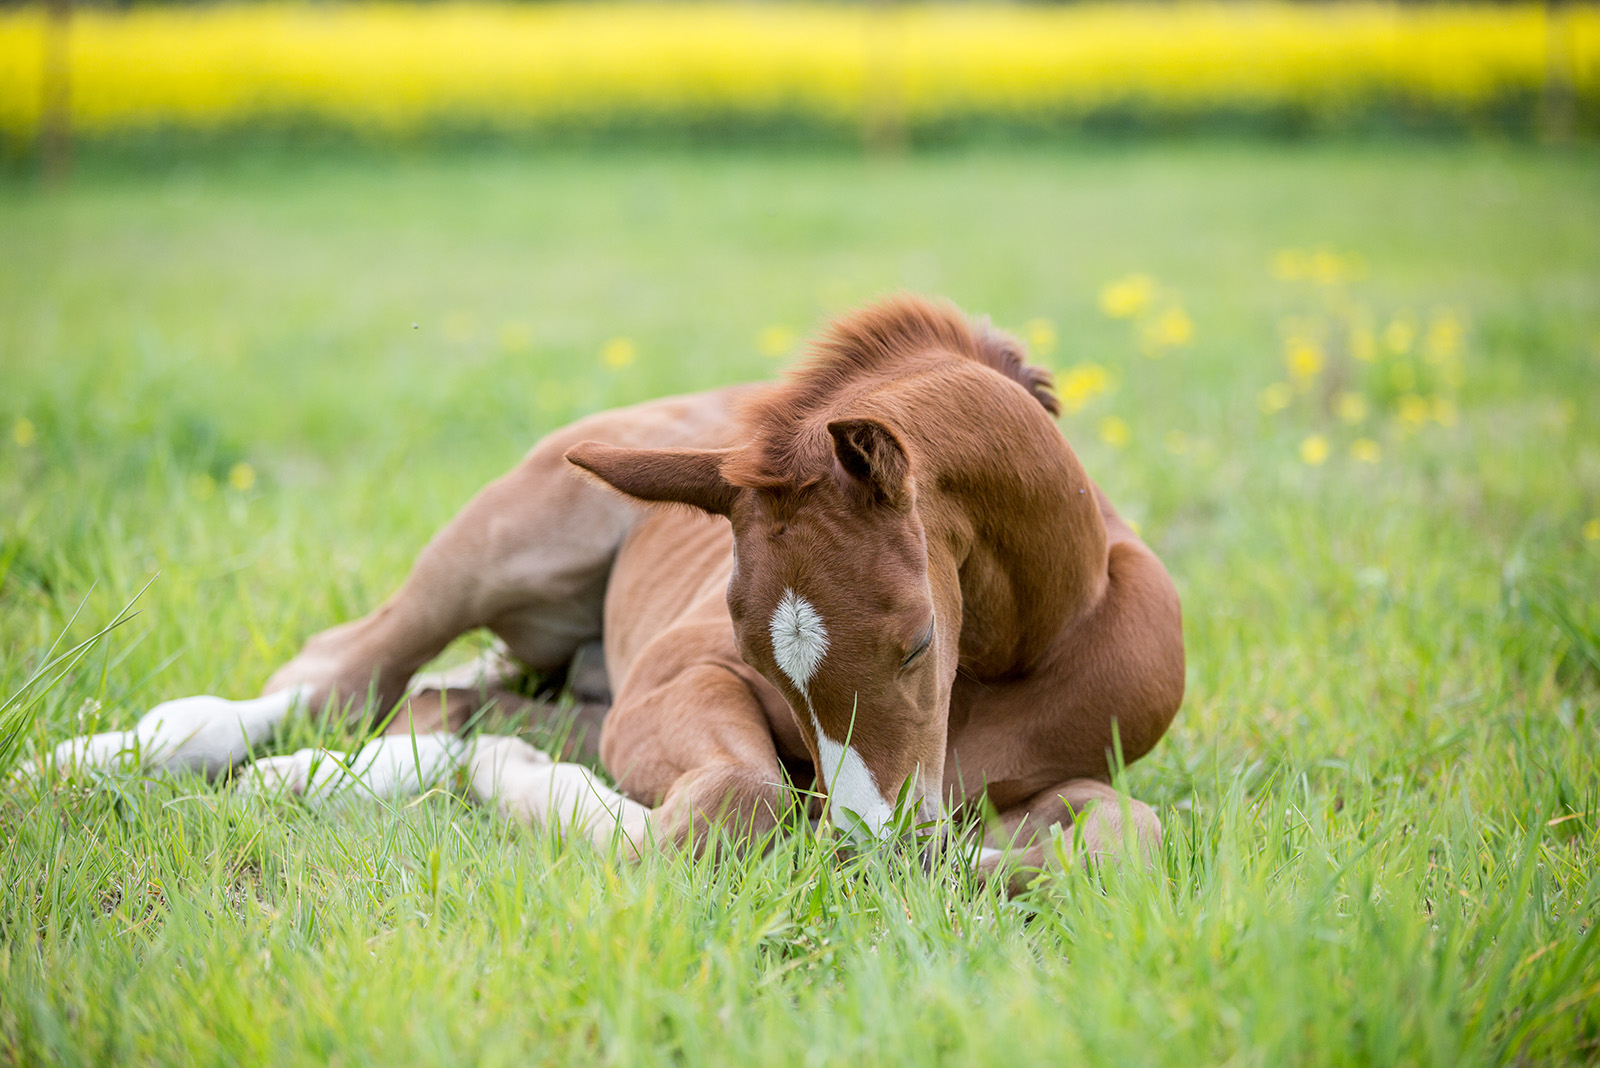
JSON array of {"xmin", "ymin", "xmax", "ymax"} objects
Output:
[
  {"xmin": 1424, "ymin": 312, "xmax": 1462, "ymax": 363},
  {"xmin": 1285, "ymin": 338, "xmax": 1324, "ymax": 382},
  {"xmin": 228, "ymin": 462, "xmax": 256, "ymax": 491},
  {"xmin": 758, "ymin": 324, "xmax": 796, "ymax": 357},
  {"xmin": 1584, "ymin": 518, "xmax": 1600, "ymax": 542},
  {"xmin": 1382, "ymin": 317, "xmax": 1416, "ymax": 355},
  {"xmin": 11, "ymin": 417, "xmax": 35, "ymax": 447},
  {"xmin": 1431, "ymin": 396, "xmax": 1458, "ymax": 427},
  {"xmin": 1397, "ymin": 394, "xmax": 1431, "ymax": 428},
  {"xmin": 1098, "ymin": 275, "xmax": 1154, "ymax": 320},
  {"xmin": 1299, "ymin": 434, "xmax": 1329, "ymax": 466},
  {"xmin": 498, "ymin": 321, "xmax": 532, "ymax": 353},
  {"xmin": 1058, "ymin": 362, "xmax": 1113, "ymax": 414},
  {"xmin": 1024, "ymin": 318, "xmax": 1057, "ymax": 357},
  {"xmin": 1143, "ymin": 306, "xmax": 1194, "ymax": 354},
  {"xmin": 1270, "ymin": 249, "xmax": 1306, "ymax": 281},
  {"xmin": 1310, "ymin": 250, "xmax": 1344, "ymax": 285},
  {"xmin": 1335, "ymin": 391, "xmax": 1368, "ymax": 424},
  {"xmin": 1098, "ymin": 415, "xmax": 1130, "ymax": 449},
  {"xmin": 602, "ymin": 337, "xmax": 636, "ymax": 368},
  {"xmin": 1258, "ymin": 382, "xmax": 1293, "ymax": 414},
  {"xmin": 1350, "ymin": 438, "xmax": 1381, "ymax": 463}
]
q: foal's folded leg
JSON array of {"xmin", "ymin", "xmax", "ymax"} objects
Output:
[
  {"xmin": 466, "ymin": 736, "xmax": 653, "ymax": 859},
  {"xmin": 237, "ymin": 731, "xmax": 464, "ymax": 805},
  {"xmin": 48, "ymin": 685, "xmax": 314, "ymax": 779},
  {"xmin": 978, "ymin": 778, "xmax": 1163, "ymax": 893}
]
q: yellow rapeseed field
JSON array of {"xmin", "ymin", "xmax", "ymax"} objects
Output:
[{"xmin": 1, "ymin": 1, "xmax": 1597, "ymax": 137}]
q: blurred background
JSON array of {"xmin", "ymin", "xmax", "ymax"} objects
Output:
[
  {"xmin": 3, "ymin": 0, "xmax": 1598, "ymax": 167},
  {"xmin": 1, "ymin": 0, "xmax": 1597, "ymax": 710}
]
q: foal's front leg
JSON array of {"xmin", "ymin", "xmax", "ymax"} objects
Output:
[
  {"xmin": 465, "ymin": 661, "xmax": 789, "ymax": 858},
  {"xmin": 977, "ymin": 779, "xmax": 1163, "ymax": 892}
]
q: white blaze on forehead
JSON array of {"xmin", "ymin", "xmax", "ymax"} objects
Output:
[{"xmin": 769, "ymin": 588, "xmax": 829, "ymax": 693}]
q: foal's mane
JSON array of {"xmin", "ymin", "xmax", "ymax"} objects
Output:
[{"xmin": 723, "ymin": 294, "xmax": 1059, "ymax": 491}]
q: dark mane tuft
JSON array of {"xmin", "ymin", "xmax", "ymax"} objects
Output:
[{"xmin": 722, "ymin": 294, "xmax": 1058, "ymax": 491}]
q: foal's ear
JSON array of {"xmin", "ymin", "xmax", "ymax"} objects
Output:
[
  {"xmin": 828, "ymin": 418, "xmax": 910, "ymax": 508},
  {"xmin": 565, "ymin": 442, "xmax": 739, "ymax": 516}
]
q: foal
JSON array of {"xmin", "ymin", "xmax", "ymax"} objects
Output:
[{"xmin": 50, "ymin": 296, "xmax": 1185, "ymax": 882}]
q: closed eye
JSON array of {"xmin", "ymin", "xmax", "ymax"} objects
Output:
[{"xmin": 901, "ymin": 617, "xmax": 935, "ymax": 669}]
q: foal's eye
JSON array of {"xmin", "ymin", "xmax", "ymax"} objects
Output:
[{"xmin": 901, "ymin": 618, "xmax": 935, "ymax": 668}]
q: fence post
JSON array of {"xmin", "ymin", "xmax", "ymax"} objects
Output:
[
  {"xmin": 1542, "ymin": 0, "xmax": 1575, "ymax": 143},
  {"xmin": 863, "ymin": 0, "xmax": 905, "ymax": 155},
  {"xmin": 40, "ymin": 0, "xmax": 72, "ymax": 182}
]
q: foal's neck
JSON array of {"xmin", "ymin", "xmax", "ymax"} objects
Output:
[{"xmin": 901, "ymin": 377, "xmax": 1109, "ymax": 679}]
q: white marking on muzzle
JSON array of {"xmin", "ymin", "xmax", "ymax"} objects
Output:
[
  {"xmin": 813, "ymin": 730, "xmax": 897, "ymax": 839},
  {"xmin": 768, "ymin": 588, "xmax": 896, "ymax": 839}
]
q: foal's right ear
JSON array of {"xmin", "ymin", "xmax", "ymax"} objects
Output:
[{"xmin": 565, "ymin": 442, "xmax": 740, "ymax": 516}]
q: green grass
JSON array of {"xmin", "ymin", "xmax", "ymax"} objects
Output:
[{"xmin": 2, "ymin": 143, "xmax": 1599, "ymax": 1066}]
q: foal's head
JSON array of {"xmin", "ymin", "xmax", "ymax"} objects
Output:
[{"xmin": 568, "ymin": 297, "xmax": 1058, "ymax": 841}]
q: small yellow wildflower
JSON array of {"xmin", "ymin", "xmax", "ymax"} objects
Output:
[
  {"xmin": 1270, "ymin": 250, "xmax": 1306, "ymax": 281},
  {"xmin": 1424, "ymin": 312, "xmax": 1462, "ymax": 363},
  {"xmin": 1431, "ymin": 396, "xmax": 1459, "ymax": 427},
  {"xmin": 1098, "ymin": 416, "xmax": 1130, "ymax": 449},
  {"xmin": 602, "ymin": 337, "xmax": 636, "ymax": 368},
  {"xmin": 191, "ymin": 473, "xmax": 217, "ymax": 500},
  {"xmin": 1398, "ymin": 394, "xmax": 1431, "ymax": 428},
  {"xmin": 1299, "ymin": 434, "xmax": 1330, "ymax": 466},
  {"xmin": 1099, "ymin": 275, "xmax": 1154, "ymax": 319},
  {"xmin": 1143, "ymin": 307, "xmax": 1194, "ymax": 354},
  {"xmin": 1058, "ymin": 362, "xmax": 1113, "ymax": 414},
  {"xmin": 1584, "ymin": 518, "xmax": 1600, "ymax": 542},
  {"xmin": 11, "ymin": 417, "xmax": 36, "ymax": 447},
  {"xmin": 1285, "ymin": 338, "xmax": 1324, "ymax": 382},
  {"xmin": 1258, "ymin": 382, "xmax": 1293, "ymax": 414},
  {"xmin": 1350, "ymin": 438, "xmax": 1382, "ymax": 463},
  {"xmin": 1383, "ymin": 317, "xmax": 1416, "ymax": 355},
  {"xmin": 499, "ymin": 321, "xmax": 532, "ymax": 353},
  {"xmin": 1310, "ymin": 250, "xmax": 1344, "ymax": 285},
  {"xmin": 758, "ymin": 325, "xmax": 796, "ymax": 357},
  {"xmin": 1349, "ymin": 325, "xmax": 1376, "ymax": 362},
  {"xmin": 1164, "ymin": 429, "xmax": 1189, "ymax": 455},
  {"xmin": 228, "ymin": 462, "xmax": 256, "ymax": 492},
  {"xmin": 1335, "ymin": 392, "xmax": 1368, "ymax": 424},
  {"xmin": 1024, "ymin": 318, "xmax": 1057, "ymax": 357}
]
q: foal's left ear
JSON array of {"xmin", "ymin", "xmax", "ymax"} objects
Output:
[
  {"xmin": 565, "ymin": 442, "xmax": 739, "ymax": 516},
  {"xmin": 828, "ymin": 418, "xmax": 911, "ymax": 508}
]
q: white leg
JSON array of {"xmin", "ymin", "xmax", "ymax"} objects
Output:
[
  {"xmin": 236, "ymin": 732, "xmax": 463, "ymax": 805},
  {"xmin": 405, "ymin": 642, "xmax": 523, "ymax": 697},
  {"xmin": 49, "ymin": 684, "xmax": 313, "ymax": 779},
  {"xmin": 467, "ymin": 735, "xmax": 651, "ymax": 858}
]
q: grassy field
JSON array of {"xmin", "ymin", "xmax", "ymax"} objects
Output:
[{"xmin": 2, "ymin": 144, "xmax": 1599, "ymax": 1065}]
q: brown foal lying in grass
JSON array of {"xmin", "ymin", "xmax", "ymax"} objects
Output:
[{"xmin": 50, "ymin": 295, "xmax": 1185, "ymax": 886}]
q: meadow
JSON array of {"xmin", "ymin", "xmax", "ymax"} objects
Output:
[{"xmin": 2, "ymin": 142, "xmax": 1599, "ymax": 1065}]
